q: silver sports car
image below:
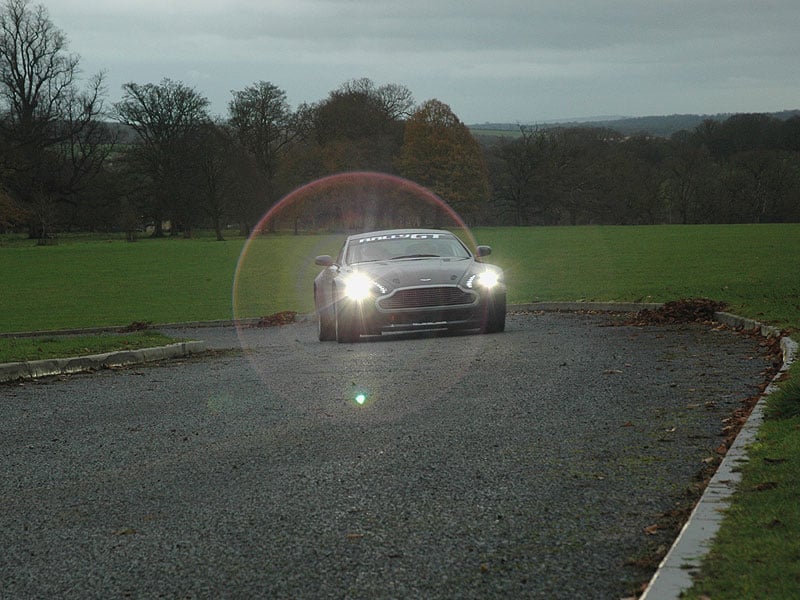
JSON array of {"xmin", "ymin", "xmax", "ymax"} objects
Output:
[{"xmin": 313, "ymin": 229, "xmax": 506, "ymax": 342}]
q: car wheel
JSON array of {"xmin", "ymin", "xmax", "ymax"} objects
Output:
[
  {"xmin": 315, "ymin": 286, "xmax": 336, "ymax": 341},
  {"xmin": 318, "ymin": 306, "xmax": 335, "ymax": 341},
  {"xmin": 482, "ymin": 292, "xmax": 506, "ymax": 334},
  {"xmin": 335, "ymin": 301, "xmax": 361, "ymax": 343}
]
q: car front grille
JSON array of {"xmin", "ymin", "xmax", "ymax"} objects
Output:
[{"xmin": 378, "ymin": 286, "xmax": 476, "ymax": 310}]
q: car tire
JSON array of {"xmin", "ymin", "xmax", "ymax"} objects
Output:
[
  {"xmin": 482, "ymin": 292, "xmax": 506, "ymax": 334},
  {"xmin": 315, "ymin": 285, "xmax": 336, "ymax": 341},
  {"xmin": 335, "ymin": 302, "xmax": 361, "ymax": 343},
  {"xmin": 318, "ymin": 306, "xmax": 336, "ymax": 341}
]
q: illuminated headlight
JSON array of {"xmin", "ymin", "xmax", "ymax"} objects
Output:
[
  {"xmin": 343, "ymin": 274, "xmax": 386, "ymax": 300},
  {"xmin": 467, "ymin": 270, "xmax": 500, "ymax": 289}
]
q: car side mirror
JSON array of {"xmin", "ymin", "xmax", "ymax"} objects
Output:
[
  {"xmin": 315, "ymin": 255, "xmax": 334, "ymax": 267},
  {"xmin": 476, "ymin": 245, "xmax": 492, "ymax": 257}
]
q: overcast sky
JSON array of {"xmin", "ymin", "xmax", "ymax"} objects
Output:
[{"xmin": 43, "ymin": 0, "xmax": 800, "ymax": 124}]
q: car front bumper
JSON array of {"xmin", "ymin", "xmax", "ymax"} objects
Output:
[{"xmin": 344, "ymin": 286, "xmax": 504, "ymax": 335}]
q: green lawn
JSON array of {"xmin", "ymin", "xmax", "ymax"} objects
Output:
[
  {"xmin": 476, "ymin": 224, "xmax": 800, "ymax": 331},
  {"xmin": 682, "ymin": 363, "xmax": 800, "ymax": 600},
  {"xmin": 0, "ymin": 331, "xmax": 178, "ymax": 363},
  {"xmin": 3, "ymin": 224, "xmax": 798, "ymax": 333},
  {"xmin": 0, "ymin": 233, "xmax": 343, "ymax": 332},
  {"xmin": 3, "ymin": 224, "xmax": 799, "ymax": 597}
]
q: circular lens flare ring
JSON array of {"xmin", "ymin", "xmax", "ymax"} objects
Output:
[
  {"xmin": 233, "ymin": 170, "xmax": 479, "ymax": 321},
  {"xmin": 231, "ymin": 170, "xmax": 490, "ymax": 406}
]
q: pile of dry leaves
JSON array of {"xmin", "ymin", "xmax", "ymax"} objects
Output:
[
  {"xmin": 624, "ymin": 298, "xmax": 727, "ymax": 326},
  {"xmin": 250, "ymin": 311, "xmax": 297, "ymax": 328}
]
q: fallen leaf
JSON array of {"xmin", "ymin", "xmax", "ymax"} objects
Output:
[
  {"xmin": 754, "ymin": 482, "xmax": 778, "ymax": 492},
  {"xmin": 644, "ymin": 524, "xmax": 659, "ymax": 535},
  {"xmin": 767, "ymin": 519, "xmax": 783, "ymax": 528}
]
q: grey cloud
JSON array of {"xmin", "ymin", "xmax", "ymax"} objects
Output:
[{"xmin": 44, "ymin": 0, "xmax": 800, "ymax": 122}]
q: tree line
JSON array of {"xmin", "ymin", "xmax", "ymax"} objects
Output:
[
  {"xmin": 1, "ymin": 0, "xmax": 798, "ymax": 242},
  {"xmin": 487, "ymin": 115, "xmax": 800, "ymax": 225}
]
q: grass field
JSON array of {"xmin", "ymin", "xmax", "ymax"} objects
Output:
[
  {"xmin": 3, "ymin": 224, "xmax": 799, "ymax": 333},
  {"xmin": 2, "ymin": 224, "xmax": 799, "ymax": 598},
  {"xmin": 476, "ymin": 224, "xmax": 800, "ymax": 331},
  {"xmin": 0, "ymin": 232, "xmax": 343, "ymax": 332},
  {"xmin": 0, "ymin": 331, "xmax": 178, "ymax": 363}
]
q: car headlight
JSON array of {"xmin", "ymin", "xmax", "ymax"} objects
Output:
[
  {"xmin": 467, "ymin": 270, "xmax": 500, "ymax": 289},
  {"xmin": 343, "ymin": 274, "xmax": 386, "ymax": 300}
]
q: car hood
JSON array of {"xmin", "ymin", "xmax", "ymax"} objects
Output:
[{"xmin": 347, "ymin": 257, "xmax": 474, "ymax": 288}]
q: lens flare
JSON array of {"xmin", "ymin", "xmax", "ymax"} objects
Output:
[
  {"xmin": 343, "ymin": 273, "xmax": 374, "ymax": 301},
  {"xmin": 231, "ymin": 171, "xmax": 490, "ymax": 406},
  {"xmin": 233, "ymin": 172, "xmax": 477, "ymax": 323}
]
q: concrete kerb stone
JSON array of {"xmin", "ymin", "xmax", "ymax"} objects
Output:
[
  {"xmin": 640, "ymin": 312, "xmax": 797, "ymax": 600},
  {"xmin": 0, "ymin": 341, "xmax": 206, "ymax": 383}
]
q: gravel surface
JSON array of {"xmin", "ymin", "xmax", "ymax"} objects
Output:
[{"xmin": 0, "ymin": 312, "xmax": 773, "ymax": 599}]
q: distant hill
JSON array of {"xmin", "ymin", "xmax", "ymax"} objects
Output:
[{"xmin": 470, "ymin": 109, "xmax": 800, "ymax": 138}]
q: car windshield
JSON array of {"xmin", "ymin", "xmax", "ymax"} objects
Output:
[{"xmin": 346, "ymin": 234, "xmax": 471, "ymax": 264}]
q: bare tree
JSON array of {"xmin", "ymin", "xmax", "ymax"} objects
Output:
[
  {"xmin": 228, "ymin": 81, "xmax": 295, "ymax": 179},
  {"xmin": 338, "ymin": 77, "xmax": 414, "ymax": 120},
  {"xmin": 190, "ymin": 121, "xmax": 252, "ymax": 241},
  {"xmin": 228, "ymin": 81, "xmax": 298, "ymax": 229},
  {"xmin": 0, "ymin": 0, "xmax": 111, "ymax": 238},
  {"xmin": 491, "ymin": 126, "xmax": 555, "ymax": 225},
  {"xmin": 114, "ymin": 78, "xmax": 210, "ymax": 237}
]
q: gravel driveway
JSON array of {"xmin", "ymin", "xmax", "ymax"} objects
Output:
[{"xmin": 0, "ymin": 312, "xmax": 772, "ymax": 599}]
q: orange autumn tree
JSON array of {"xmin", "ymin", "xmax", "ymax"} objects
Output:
[{"xmin": 396, "ymin": 99, "xmax": 490, "ymax": 225}]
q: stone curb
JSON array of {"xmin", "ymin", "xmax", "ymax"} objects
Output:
[
  {"xmin": 640, "ymin": 315, "xmax": 797, "ymax": 599},
  {"xmin": 0, "ymin": 341, "xmax": 206, "ymax": 383}
]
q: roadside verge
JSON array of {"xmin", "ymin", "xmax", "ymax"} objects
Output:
[
  {"xmin": 0, "ymin": 341, "xmax": 206, "ymax": 383},
  {"xmin": 640, "ymin": 314, "xmax": 797, "ymax": 599}
]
